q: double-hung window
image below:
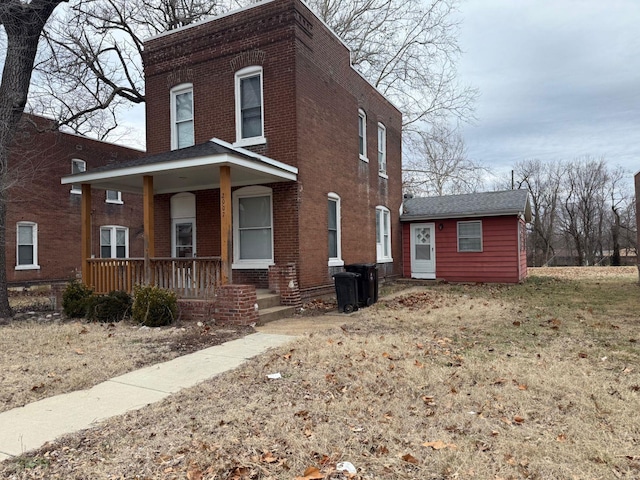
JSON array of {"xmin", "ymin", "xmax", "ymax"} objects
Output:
[
  {"xmin": 377, "ymin": 123, "xmax": 387, "ymax": 176},
  {"xmin": 328, "ymin": 193, "xmax": 343, "ymax": 266},
  {"xmin": 100, "ymin": 226, "xmax": 128, "ymax": 258},
  {"xmin": 16, "ymin": 222, "xmax": 39, "ymax": 270},
  {"xmin": 171, "ymin": 84, "xmax": 194, "ymax": 150},
  {"xmin": 458, "ymin": 221, "xmax": 482, "ymax": 252},
  {"xmin": 233, "ymin": 186, "xmax": 273, "ymax": 268},
  {"xmin": 358, "ymin": 109, "xmax": 368, "ymax": 161},
  {"xmin": 376, "ymin": 206, "xmax": 392, "ymax": 262},
  {"xmin": 71, "ymin": 159, "xmax": 86, "ymax": 194},
  {"xmin": 235, "ymin": 66, "xmax": 265, "ymax": 146}
]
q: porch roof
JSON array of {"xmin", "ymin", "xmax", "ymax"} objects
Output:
[{"xmin": 61, "ymin": 138, "xmax": 298, "ymax": 194}]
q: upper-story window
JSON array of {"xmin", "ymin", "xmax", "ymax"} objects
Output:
[
  {"xmin": 358, "ymin": 109, "xmax": 368, "ymax": 161},
  {"xmin": 171, "ymin": 83, "xmax": 194, "ymax": 150},
  {"xmin": 71, "ymin": 159, "xmax": 86, "ymax": 194},
  {"xmin": 378, "ymin": 123, "xmax": 387, "ymax": 176},
  {"xmin": 235, "ymin": 66, "xmax": 265, "ymax": 147},
  {"xmin": 106, "ymin": 190, "xmax": 123, "ymax": 204}
]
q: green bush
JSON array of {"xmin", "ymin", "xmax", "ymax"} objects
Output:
[
  {"xmin": 62, "ymin": 280, "xmax": 93, "ymax": 318},
  {"xmin": 86, "ymin": 290, "xmax": 132, "ymax": 323},
  {"xmin": 132, "ymin": 285, "xmax": 177, "ymax": 327}
]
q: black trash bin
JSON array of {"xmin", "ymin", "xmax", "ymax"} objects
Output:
[
  {"xmin": 332, "ymin": 272, "xmax": 360, "ymax": 313},
  {"xmin": 345, "ymin": 263, "xmax": 378, "ymax": 307}
]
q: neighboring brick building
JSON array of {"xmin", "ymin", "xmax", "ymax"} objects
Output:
[
  {"xmin": 63, "ymin": 0, "xmax": 402, "ymax": 303},
  {"xmin": 8, "ymin": 115, "xmax": 144, "ymax": 286}
]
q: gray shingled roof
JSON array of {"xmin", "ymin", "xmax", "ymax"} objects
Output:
[
  {"xmin": 401, "ymin": 189, "xmax": 532, "ymax": 222},
  {"xmin": 85, "ymin": 140, "xmax": 254, "ymax": 174}
]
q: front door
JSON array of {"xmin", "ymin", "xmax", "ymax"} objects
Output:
[
  {"xmin": 172, "ymin": 218, "xmax": 196, "ymax": 257},
  {"xmin": 410, "ymin": 223, "xmax": 435, "ymax": 279}
]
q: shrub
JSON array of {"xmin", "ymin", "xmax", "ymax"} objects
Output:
[
  {"xmin": 86, "ymin": 290, "xmax": 132, "ymax": 323},
  {"xmin": 62, "ymin": 281, "xmax": 93, "ymax": 318},
  {"xmin": 132, "ymin": 285, "xmax": 177, "ymax": 327}
]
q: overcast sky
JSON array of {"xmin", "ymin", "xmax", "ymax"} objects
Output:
[{"xmin": 456, "ymin": 0, "xmax": 640, "ymax": 182}]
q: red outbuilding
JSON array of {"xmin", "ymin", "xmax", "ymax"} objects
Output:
[{"xmin": 401, "ymin": 190, "xmax": 532, "ymax": 283}]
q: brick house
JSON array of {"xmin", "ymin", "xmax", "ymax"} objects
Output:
[
  {"xmin": 401, "ymin": 190, "xmax": 531, "ymax": 283},
  {"xmin": 61, "ymin": 0, "xmax": 403, "ymax": 322},
  {"xmin": 8, "ymin": 115, "xmax": 144, "ymax": 287}
]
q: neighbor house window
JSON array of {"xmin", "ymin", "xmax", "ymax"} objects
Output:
[
  {"xmin": 106, "ymin": 190, "xmax": 122, "ymax": 204},
  {"xmin": 376, "ymin": 206, "xmax": 392, "ymax": 262},
  {"xmin": 377, "ymin": 123, "xmax": 386, "ymax": 175},
  {"xmin": 100, "ymin": 226, "xmax": 128, "ymax": 259},
  {"xmin": 71, "ymin": 159, "xmax": 86, "ymax": 194},
  {"xmin": 458, "ymin": 220, "xmax": 482, "ymax": 252},
  {"xmin": 328, "ymin": 193, "xmax": 344, "ymax": 266},
  {"xmin": 233, "ymin": 185, "xmax": 273, "ymax": 268},
  {"xmin": 358, "ymin": 109, "xmax": 368, "ymax": 161},
  {"xmin": 171, "ymin": 83, "xmax": 194, "ymax": 150},
  {"xmin": 235, "ymin": 66, "xmax": 265, "ymax": 146},
  {"xmin": 16, "ymin": 222, "xmax": 39, "ymax": 270}
]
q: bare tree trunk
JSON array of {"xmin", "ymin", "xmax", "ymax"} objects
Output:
[
  {"xmin": 0, "ymin": 0, "xmax": 65, "ymax": 321},
  {"xmin": 611, "ymin": 205, "xmax": 621, "ymax": 266}
]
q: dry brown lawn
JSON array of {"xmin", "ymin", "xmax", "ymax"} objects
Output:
[
  {"xmin": 2, "ymin": 267, "xmax": 640, "ymax": 479},
  {"xmin": 0, "ymin": 319, "xmax": 251, "ymax": 413}
]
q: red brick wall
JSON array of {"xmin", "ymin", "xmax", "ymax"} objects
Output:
[
  {"xmin": 143, "ymin": 0, "xmax": 402, "ymax": 294},
  {"xmin": 214, "ymin": 284, "xmax": 258, "ymax": 325},
  {"xmin": 7, "ymin": 116, "xmax": 144, "ymax": 285}
]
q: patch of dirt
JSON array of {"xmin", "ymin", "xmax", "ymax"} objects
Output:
[{"xmin": 158, "ymin": 323, "xmax": 254, "ymax": 354}]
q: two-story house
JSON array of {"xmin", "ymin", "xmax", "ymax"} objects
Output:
[
  {"xmin": 62, "ymin": 0, "xmax": 403, "ymax": 323},
  {"xmin": 8, "ymin": 114, "xmax": 144, "ymax": 289}
]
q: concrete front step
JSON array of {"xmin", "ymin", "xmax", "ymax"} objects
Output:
[
  {"xmin": 256, "ymin": 290, "xmax": 282, "ymax": 310},
  {"xmin": 258, "ymin": 305, "xmax": 297, "ymax": 325}
]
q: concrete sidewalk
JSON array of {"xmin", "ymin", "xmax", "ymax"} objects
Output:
[{"xmin": 0, "ymin": 332, "xmax": 293, "ymax": 461}]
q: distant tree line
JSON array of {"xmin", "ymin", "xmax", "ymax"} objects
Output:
[{"xmin": 510, "ymin": 157, "xmax": 636, "ymax": 267}]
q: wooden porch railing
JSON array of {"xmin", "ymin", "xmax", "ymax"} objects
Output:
[{"xmin": 87, "ymin": 257, "xmax": 222, "ymax": 298}]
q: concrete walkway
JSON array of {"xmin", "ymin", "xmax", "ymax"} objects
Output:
[{"xmin": 0, "ymin": 332, "xmax": 293, "ymax": 461}]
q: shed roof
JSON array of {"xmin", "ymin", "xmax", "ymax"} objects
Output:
[{"xmin": 401, "ymin": 189, "xmax": 532, "ymax": 222}]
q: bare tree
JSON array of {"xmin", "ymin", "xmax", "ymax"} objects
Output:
[
  {"xmin": 310, "ymin": 0, "xmax": 476, "ymax": 130},
  {"xmin": 403, "ymin": 123, "xmax": 487, "ymax": 196},
  {"xmin": 560, "ymin": 157, "xmax": 610, "ymax": 266},
  {"xmin": 512, "ymin": 159, "xmax": 563, "ymax": 266},
  {"xmin": 32, "ymin": 0, "xmax": 225, "ymax": 138},
  {"xmin": 0, "ymin": 0, "xmax": 66, "ymax": 320}
]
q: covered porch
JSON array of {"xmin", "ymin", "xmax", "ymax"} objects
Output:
[{"xmin": 61, "ymin": 139, "xmax": 298, "ymax": 300}]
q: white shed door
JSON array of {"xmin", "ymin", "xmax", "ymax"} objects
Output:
[{"xmin": 410, "ymin": 223, "xmax": 435, "ymax": 279}]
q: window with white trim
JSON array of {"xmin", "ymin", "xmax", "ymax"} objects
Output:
[
  {"xmin": 376, "ymin": 206, "xmax": 392, "ymax": 262},
  {"xmin": 377, "ymin": 123, "xmax": 386, "ymax": 175},
  {"xmin": 233, "ymin": 185, "xmax": 273, "ymax": 268},
  {"xmin": 458, "ymin": 220, "xmax": 482, "ymax": 252},
  {"xmin": 16, "ymin": 222, "xmax": 39, "ymax": 270},
  {"xmin": 171, "ymin": 83, "xmax": 194, "ymax": 150},
  {"xmin": 106, "ymin": 190, "xmax": 122, "ymax": 204},
  {"xmin": 71, "ymin": 159, "xmax": 86, "ymax": 194},
  {"xmin": 235, "ymin": 66, "xmax": 265, "ymax": 146},
  {"xmin": 100, "ymin": 226, "xmax": 129, "ymax": 259},
  {"xmin": 328, "ymin": 193, "xmax": 344, "ymax": 266},
  {"xmin": 358, "ymin": 109, "xmax": 368, "ymax": 161}
]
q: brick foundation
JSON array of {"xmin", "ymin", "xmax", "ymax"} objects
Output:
[
  {"xmin": 177, "ymin": 298, "xmax": 215, "ymax": 322},
  {"xmin": 268, "ymin": 263, "xmax": 302, "ymax": 308},
  {"xmin": 214, "ymin": 284, "xmax": 258, "ymax": 325}
]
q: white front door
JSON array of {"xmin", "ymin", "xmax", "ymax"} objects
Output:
[
  {"xmin": 172, "ymin": 218, "xmax": 196, "ymax": 258},
  {"xmin": 410, "ymin": 223, "xmax": 435, "ymax": 279}
]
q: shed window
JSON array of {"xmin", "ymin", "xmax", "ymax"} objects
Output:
[{"xmin": 457, "ymin": 221, "xmax": 482, "ymax": 252}]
